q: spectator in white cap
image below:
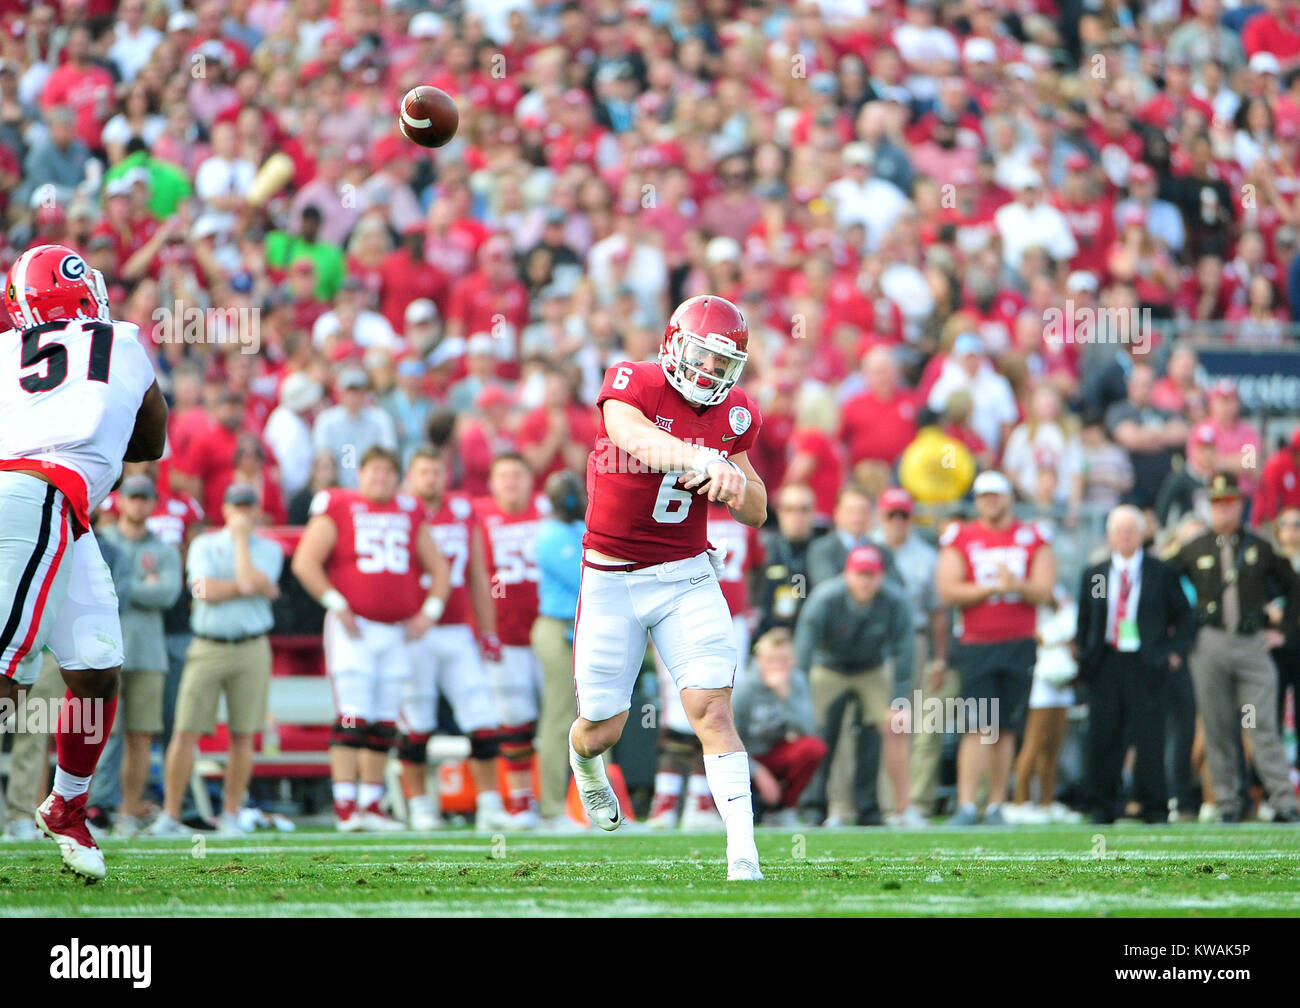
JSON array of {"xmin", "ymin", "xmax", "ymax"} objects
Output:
[
  {"xmin": 402, "ymin": 298, "xmax": 440, "ymax": 356},
  {"xmin": 448, "ymin": 332, "xmax": 505, "ymax": 414},
  {"xmin": 994, "ymin": 167, "xmax": 1077, "ymax": 273},
  {"xmin": 312, "ymin": 277, "xmax": 399, "ymax": 351},
  {"xmin": 380, "ymin": 356, "xmax": 435, "ymax": 466},
  {"xmin": 927, "ymin": 332, "xmax": 1019, "ymax": 457},
  {"xmin": 264, "ymin": 373, "xmax": 324, "ymax": 499},
  {"xmin": 704, "ymin": 235, "xmax": 742, "ymax": 291},
  {"xmin": 825, "ymin": 141, "xmax": 909, "ymax": 252}
]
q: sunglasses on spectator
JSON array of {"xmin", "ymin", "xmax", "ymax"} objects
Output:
[
  {"xmin": 1279, "ymin": 520, "xmax": 1300, "ymax": 529},
  {"xmin": 779, "ymin": 503, "xmax": 814, "ymax": 512},
  {"xmin": 885, "ymin": 510, "xmax": 910, "ymax": 520}
]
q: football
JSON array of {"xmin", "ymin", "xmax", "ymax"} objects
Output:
[{"xmin": 398, "ymin": 85, "xmax": 459, "ymax": 149}]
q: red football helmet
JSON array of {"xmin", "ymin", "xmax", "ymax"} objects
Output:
[
  {"xmin": 660, "ymin": 294, "xmax": 749, "ymax": 407},
  {"xmin": 3, "ymin": 244, "xmax": 110, "ymax": 330}
]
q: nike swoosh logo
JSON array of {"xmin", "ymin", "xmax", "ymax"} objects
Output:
[
  {"xmin": 727, "ymin": 795, "xmax": 745, "ymax": 801},
  {"xmin": 690, "ymin": 575, "xmax": 710, "ymax": 585},
  {"xmin": 721, "ymin": 434, "xmax": 738, "ymax": 441}
]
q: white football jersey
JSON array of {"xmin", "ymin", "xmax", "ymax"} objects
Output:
[{"xmin": 0, "ymin": 318, "xmax": 156, "ymax": 513}]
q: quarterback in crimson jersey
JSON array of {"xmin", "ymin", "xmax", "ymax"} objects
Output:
[
  {"xmin": 569, "ymin": 294, "xmax": 767, "ymax": 881},
  {"xmin": 936, "ymin": 470, "xmax": 1057, "ymax": 827},
  {"xmin": 476, "ymin": 453, "xmax": 547, "ymax": 825},
  {"xmin": 292, "ymin": 446, "xmax": 451, "ymax": 833},
  {"xmin": 397, "ymin": 445, "xmax": 513, "ymax": 833}
]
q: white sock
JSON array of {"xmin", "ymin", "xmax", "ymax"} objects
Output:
[
  {"xmin": 477, "ymin": 790, "xmax": 503, "ymax": 811},
  {"xmin": 704, "ymin": 752, "xmax": 758, "ymax": 864},
  {"xmin": 53, "ymin": 767, "xmax": 91, "ymax": 800},
  {"xmin": 654, "ymin": 771, "xmax": 683, "ymax": 800},
  {"xmin": 568, "ymin": 720, "xmax": 609, "ymax": 789},
  {"xmin": 332, "ymin": 781, "xmax": 357, "ymax": 805},
  {"xmin": 409, "ymin": 795, "xmax": 434, "ymax": 816},
  {"xmin": 358, "ymin": 783, "xmax": 384, "ymax": 809},
  {"xmin": 688, "ymin": 773, "xmax": 711, "ymax": 797}
]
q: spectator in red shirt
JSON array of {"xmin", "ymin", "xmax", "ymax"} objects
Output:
[
  {"xmin": 380, "ymin": 224, "xmax": 450, "ymax": 331},
  {"xmin": 840, "ymin": 346, "xmax": 918, "ymax": 487},
  {"xmin": 1151, "ymin": 344, "xmax": 1201, "ymax": 415},
  {"xmin": 1242, "ymin": 0, "xmax": 1300, "ymax": 63},
  {"xmin": 516, "ymin": 366, "xmax": 599, "ymax": 483},
  {"xmin": 40, "ymin": 25, "xmax": 115, "ymax": 150},
  {"xmin": 699, "ymin": 153, "xmax": 761, "ymax": 244},
  {"xmin": 444, "ymin": 235, "xmax": 530, "ymax": 377},
  {"xmin": 175, "ymin": 389, "xmax": 256, "ymax": 520},
  {"xmin": 786, "ymin": 388, "xmax": 845, "ymax": 528},
  {"xmin": 1254, "ymin": 429, "xmax": 1300, "ymax": 524},
  {"xmin": 456, "ymin": 385, "xmax": 519, "ymax": 497}
]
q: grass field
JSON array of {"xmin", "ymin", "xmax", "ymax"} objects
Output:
[{"xmin": 4, "ymin": 823, "xmax": 1300, "ymax": 917}]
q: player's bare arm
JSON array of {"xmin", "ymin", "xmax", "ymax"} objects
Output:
[
  {"xmin": 405, "ymin": 522, "xmax": 451, "ymax": 639},
  {"xmin": 935, "ymin": 545, "xmax": 995, "ymax": 607},
  {"xmin": 466, "ymin": 520, "xmax": 497, "ymax": 640},
  {"xmin": 291, "ymin": 512, "xmax": 360, "ymax": 637},
  {"xmin": 123, "ymin": 381, "xmax": 168, "ymax": 463}
]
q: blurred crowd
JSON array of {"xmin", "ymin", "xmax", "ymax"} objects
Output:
[{"xmin": 2, "ymin": 0, "xmax": 1300, "ymax": 829}]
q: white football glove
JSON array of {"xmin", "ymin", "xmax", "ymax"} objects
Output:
[{"xmin": 707, "ymin": 540, "xmax": 728, "ymax": 580}]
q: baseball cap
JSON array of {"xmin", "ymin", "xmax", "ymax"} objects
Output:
[
  {"xmin": 1120, "ymin": 204, "xmax": 1148, "ymax": 228},
  {"xmin": 1128, "ymin": 162, "xmax": 1155, "ymax": 184},
  {"xmin": 879, "ymin": 487, "xmax": 914, "ymax": 515},
  {"xmin": 167, "ymin": 9, "xmax": 197, "ymax": 32},
  {"xmin": 280, "ymin": 372, "xmax": 323, "ymax": 413},
  {"xmin": 224, "ymin": 484, "xmax": 259, "ymax": 507},
  {"xmin": 405, "ymin": 299, "xmax": 438, "ymax": 326},
  {"xmin": 466, "ymin": 332, "xmax": 496, "ymax": 356},
  {"xmin": 963, "ymin": 37, "xmax": 996, "ymax": 64},
  {"xmin": 476, "ymin": 384, "xmax": 511, "ymax": 410},
  {"xmin": 843, "ymin": 142, "xmax": 872, "ymax": 167},
  {"xmin": 1065, "ymin": 152, "xmax": 1090, "ymax": 173},
  {"xmin": 972, "ymin": 470, "xmax": 1013, "ymax": 497},
  {"xmin": 953, "ymin": 332, "xmax": 985, "ymax": 356},
  {"xmin": 338, "ymin": 367, "xmax": 369, "ymax": 391},
  {"xmin": 1066, "ymin": 270, "xmax": 1098, "ymax": 293},
  {"xmin": 1013, "ymin": 168, "xmax": 1043, "ymax": 191},
  {"xmin": 706, "ymin": 236, "xmax": 741, "ymax": 265},
  {"xmin": 845, "ymin": 545, "xmax": 884, "ymax": 575},
  {"xmin": 1210, "ymin": 379, "xmax": 1238, "ymax": 400},
  {"xmin": 105, "ymin": 177, "xmax": 133, "ymax": 198},
  {"xmin": 409, "ymin": 11, "xmax": 444, "ymax": 38},
  {"xmin": 1192, "ymin": 422, "xmax": 1217, "ymax": 446},
  {"xmin": 397, "ymin": 357, "xmax": 427, "ymax": 378},
  {"xmin": 1250, "ymin": 51, "xmax": 1282, "ymax": 75},
  {"xmin": 1207, "ymin": 472, "xmax": 1240, "ymax": 501},
  {"xmin": 120, "ymin": 474, "xmax": 156, "ymax": 499}
]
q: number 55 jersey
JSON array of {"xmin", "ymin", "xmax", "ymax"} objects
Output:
[{"xmin": 0, "ymin": 318, "xmax": 155, "ymax": 532}]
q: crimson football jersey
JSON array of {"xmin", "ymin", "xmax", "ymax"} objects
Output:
[
  {"xmin": 940, "ymin": 519, "xmax": 1050, "ymax": 644},
  {"xmin": 424, "ymin": 492, "xmax": 478, "ymax": 626},
  {"xmin": 476, "ymin": 495, "xmax": 543, "ymax": 646},
  {"xmin": 706, "ymin": 502, "xmax": 764, "ymax": 617},
  {"xmin": 586, "ymin": 361, "xmax": 762, "ymax": 565},
  {"xmin": 312, "ymin": 488, "xmax": 426, "ymax": 623}
]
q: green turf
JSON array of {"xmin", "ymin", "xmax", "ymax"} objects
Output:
[{"xmin": 4, "ymin": 824, "xmax": 1300, "ymax": 917}]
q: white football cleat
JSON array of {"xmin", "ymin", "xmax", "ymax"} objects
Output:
[
  {"xmin": 147, "ymin": 811, "xmax": 186, "ymax": 837},
  {"xmin": 475, "ymin": 796, "xmax": 516, "ymax": 833},
  {"xmin": 215, "ymin": 812, "xmax": 247, "ymax": 837},
  {"xmin": 360, "ymin": 803, "xmax": 407, "ymax": 832},
  {"xmin": 680, "ymin": 794, "xmax": 724, "ymax": 832},
  {"xmin": 727, "ymin": 857, "xmax": 764, "ymax": 881},
  {"xmin": 646, "ymin": 793, "xmax": 680, "ymax": 830},
  {"xmin": 576, "ymin": 784, "xmax": 623, "ymax": 831},
  {"xmin": 36, "ymin": 793, "xmax": 106, "ymax": 883},
  {"xmin": 886, "ymin": 805, "xmax": 930, "ymax": 828},
  {"xmin": 408, "ymin": 796, "xmax": 442, "ymax": 831}
]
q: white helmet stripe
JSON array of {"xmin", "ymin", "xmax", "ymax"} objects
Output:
[{"xmin": 11, "ymin": 246, "xmax": 36, "ymax": 328}]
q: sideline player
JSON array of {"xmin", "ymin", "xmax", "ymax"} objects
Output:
[
  {"xmin": 476, "ymin": 453, "xmax": 546, "ymax": 827},
  {"xmin": 569, "ymin": 294, "xmax": 767, "ymax": 881},
  {"xmin": 0, "ymin": 244, "xmax": 167, "ymax": 881},
  {"xmin": 647, "ymin": 499, "xmax": 762, "ymax": 829},
  {"xmin": 398, "ymin": 445, "xmax": 512, "ymax": 832},
  {"xmin": 291, "ymin": 446, "xmax": 450, "ymax": 832}
]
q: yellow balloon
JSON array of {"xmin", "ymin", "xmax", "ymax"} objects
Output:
[{"xmin": 899, "ymin": 426, "xmax": 976, "ymax": 504}]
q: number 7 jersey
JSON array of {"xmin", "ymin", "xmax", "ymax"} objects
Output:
[
  {"xmin": 585, "ymin": 361, "xmax": 762, "ymax": 565},
  {"xmin": 0, "ymin": 318, "xmax": 156, "ymax": 531}
]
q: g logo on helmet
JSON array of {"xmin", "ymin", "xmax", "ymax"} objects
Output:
[{"xmin": 59, "ymin": 254, "xmax": 87, "ymax": 282}]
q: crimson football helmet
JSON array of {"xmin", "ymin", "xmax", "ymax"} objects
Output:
[
  {"xmin": 660, "ymin": 294, "xmax": 749, "ymax": 407},
  {"xmin": 3, "ymin": 244, "xmax": 110, "ymax": 330}
]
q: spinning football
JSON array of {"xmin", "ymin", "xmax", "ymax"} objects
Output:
[{"xmin": 398, "ymin": 85, "xmax": 459, "ymax": 149}]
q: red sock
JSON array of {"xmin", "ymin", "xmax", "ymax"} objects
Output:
[{"xmin": 55, "ymin": 689, "xmax": 117, "ymax": 777}]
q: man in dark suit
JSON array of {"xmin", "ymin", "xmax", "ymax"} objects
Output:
[
  {"xmin": 806, "ymin": 486, "xmax": 899, "ymax": 592},
  {"xmin": 1076, "ymin": 504, "xmax": 1195, "ymax": 824}
]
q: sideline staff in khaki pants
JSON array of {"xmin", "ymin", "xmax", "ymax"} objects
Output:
[
  {"xmin": 532, "ymin": 471, "xmax": 586, "ymax": 823},
  {"xmin": 0, "ymin": 653, "xmax": 61, "ymax": 838},
  {"xmin": 150, "ymin": 485, "xmax": 283, "ymax": 836}
]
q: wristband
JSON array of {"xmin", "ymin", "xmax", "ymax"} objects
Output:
[
  {"xmin": 690, "ymin": 446, "xmax": 724, "ymax": 475},
  {"xmin": 422, "ymin": 596, "xmax": 445, "ymax": 622},
  {"xmin": 320, "ymin": 589, "xmax": 349, "ymax": 613}
]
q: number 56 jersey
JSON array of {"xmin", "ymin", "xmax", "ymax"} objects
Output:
[
  {"xmin": 585, "ymin": 361, "xmax": 762, "ymax": 566},
  {"xmin": 0, "ymin": 319, "xmax": 155, "ymax": 529},
  {"xmin": 312, "ymin": 488, "xmax": 426, "ymax": 623}
]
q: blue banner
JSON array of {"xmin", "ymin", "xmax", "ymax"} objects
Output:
[{"xmin": 1194, "ymin": 347, "xmax": 1300, "ymax": 414}]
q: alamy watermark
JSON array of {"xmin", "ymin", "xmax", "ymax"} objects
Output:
[
  {"xmin": 0, "ymin": 695, "xmax": 105, "ymax": 744},
  {"xmin": 151, "ymin": 301, "xmax": 261, "ymax": 355},
  {"xmin": 890, "ymin": 691, "xmax": 1000, "ymax": 744},
  {"xmin": 1042, "ymin": 301, "xmax": 1153, "ymax": 355}
]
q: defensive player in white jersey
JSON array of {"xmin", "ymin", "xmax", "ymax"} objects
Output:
[{"xmin": 0, "ymin": 244, "xmax": 168, "ymax": 881}]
